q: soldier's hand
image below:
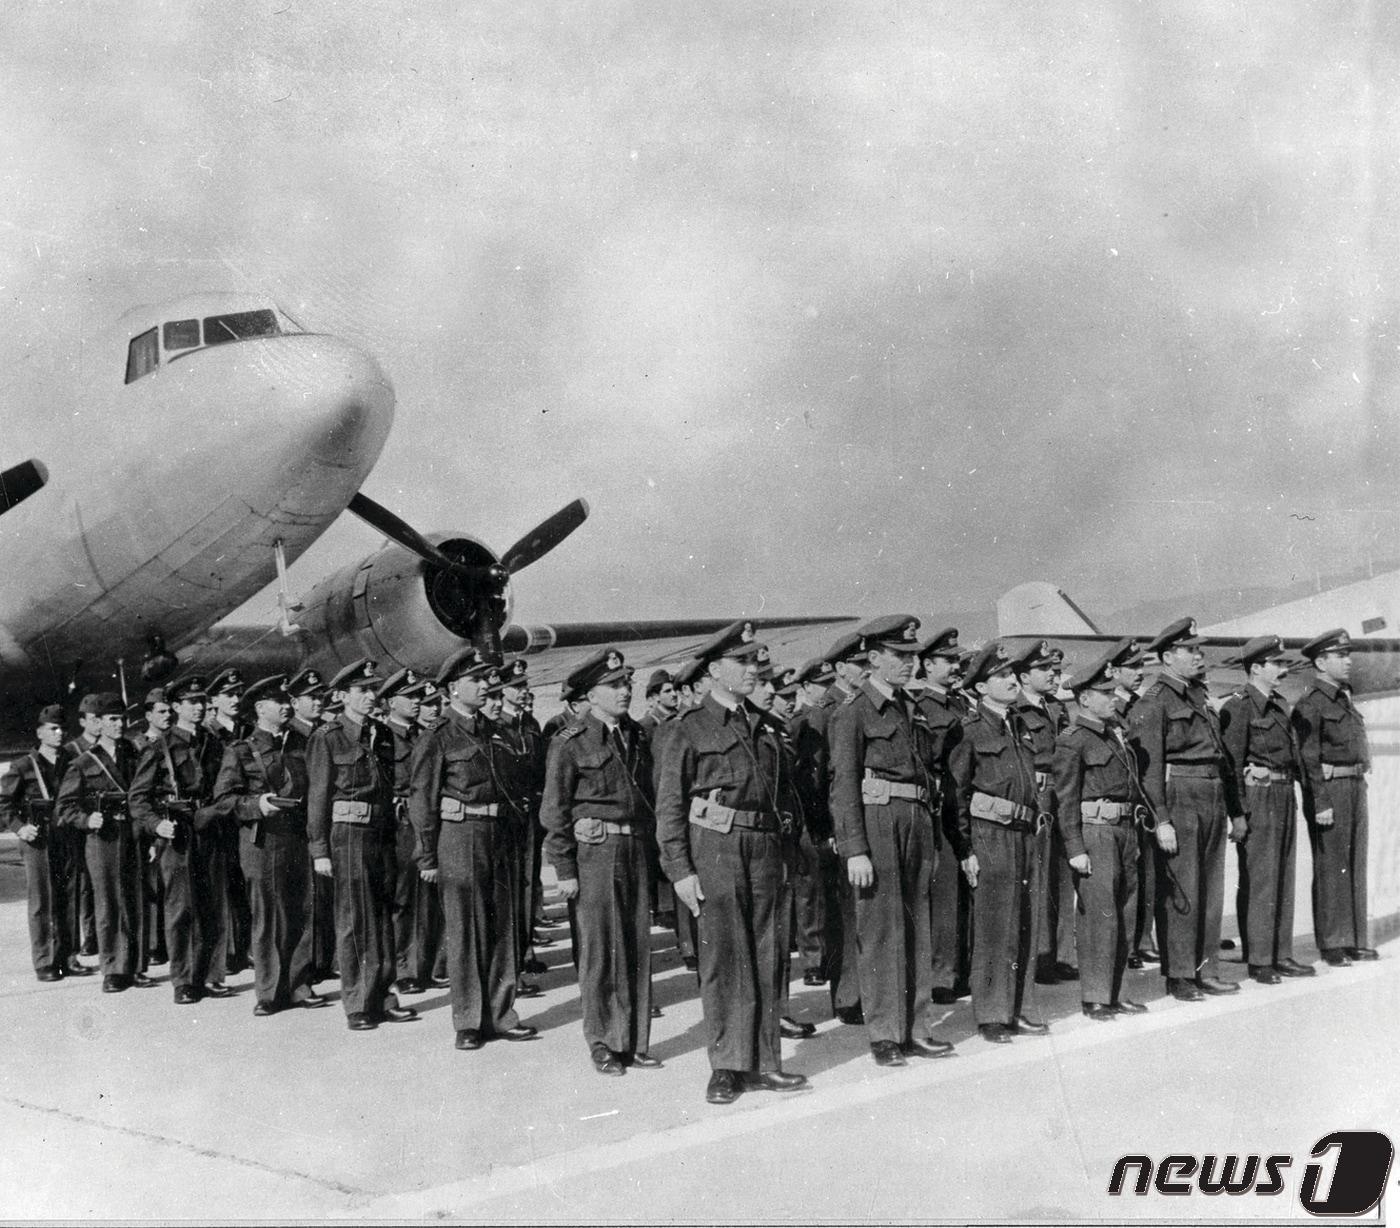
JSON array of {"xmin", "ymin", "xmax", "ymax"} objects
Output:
[
  {"xmin": 556, "ymin": 877, "xmax": 580, "ymax": 901},
  {"xmin": 258, "ymin": 793, "xmax": 279, "ymax": 817},
  {"xmin": 313, "ymin": 856, "xmax": 333, "ymax": 878},
  {"xmin": 156, "ymin": 819, "xmax": 177, "ymax": 839},
  {"xmin": 17, "ymin": 823, "xmax": 38, "ymax": 843},
  {"xmin": 1155, "ymin": 821, "xmax": 1178, "ymax": 855},
  {"xmin": 1315, "ymin": 808, "xmax": 1335, "ymax": 829},
  {"xmin": 960, "ymin": 854, "xmax": 979, "ymax": 889},
  {"xmin": 674, "ymin": 874, "xmax": 705, "ymax": 918},
  {"xmin": 87, "ymin": 811, "xmax": 104, "ymax": 830},
  {"xmin": 847, "ymin": 854, "xmax": 875, "ymax": 890},
  {"xmin": 1228, "ymin": 814, "xmax": 1248, "ymax": 843},
  {"xmin": 1069, "ymin": 853, "xmax": 1091, "ymax": 876},
  {"xmin": 419, "ymin": 867, "xmax": 439, "ymax": 884}
]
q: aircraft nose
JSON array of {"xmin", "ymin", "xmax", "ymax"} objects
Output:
[{"xmin": 265, "ymin": 335, "xmax": 396, "ymax": 466}]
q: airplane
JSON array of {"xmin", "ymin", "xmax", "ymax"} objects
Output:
[
  {"xmin": 996, "ymin": 579, "xmax": 1400, "ymax": 699},
  {"xmin": 0, "ymin": 292, "xmax": 850, "ymax": 753}
]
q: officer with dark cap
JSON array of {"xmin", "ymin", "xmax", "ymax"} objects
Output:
[
  {"xmin": 495, "ymin": 657, "xmax": 549, "ymax": 990},
  {"xmin": 1106, "ymin": 640, "xmax": 1157, "ymax": 969},
  {"xmin": 57, "ymin": 693, "xmax": 149, "ymax": 994},
  {"xmin": 828, "ymin": 616, "xmax": 955, "ymax": 1066},
  {"xmin": 307, "ymin": 658, "xmax": 418, "ymax": 1031},
  {"xmin": 640, "ymin": 669, "xmax": 680, "ymax": 732},
  {"xmin": 1127, "ymin": 618, "xmax": 1245, "ymax": 1001},
  {"xmin": 914, "ymin": 627, "xmax": 971, "ymax": 1005},
  {"xmin": 129, "ymin": 687, "xmax": 173, "ymax": 970},
  {"xmin": 1218, "ymin": 636, "xmax": 1313, "ymax": 983},
  {"xmin": 1, "ymin": 704, "xmax": 85, "ymax": 981},
  {"xmin": 64, "ymin": 696, "xmax": 102, "ymax": 961},
  {"xmin": 1290, "ymin": 628, "xmax": 1377, "ymax": 966},
  {"xmin": 285, "ymin": 667, "xmax": 336, "ymax": 982},
  {"xmin": 1009, "ymin": 641, "xmax": 1074, "ymax": 987},
  {"xmin": 131, "ymin": 675, "xmax": 232, "ymax": 1002},
  {"xmin": 948, "ymin": 642, "xmax": 1045, "ymax": 1043},
  {"xmin": 286, "ymin": 669, "xmax": 326, "ymax": 740},
  {"xmin": 541, "ymin": 648, "xmax": 660, "ymax": 1075},
  {"xmin": 409, "ymin": 648, "xmax": 536, "ymax": 1049},
  {"xmin": 656, "ymin": 620, "xmax": 808, "ymax": 1104},
  {"xmin": 211, "ymin": 675, "xmax": 325, "ymax": 1014},
  {"xmin": 202, "ymin": 668, "xmax": 252, "ymax": 974},
  {"xmin": 1053, "ymin": 650, "xmax": 1150, "ymax": 1021},
  {"xmin": 805, "ymin": 628, "xmax": 869, "ymax": 1025},
  {"xmin": 636, "ymin": 668, "xmax": 682, "ymax": 931}
]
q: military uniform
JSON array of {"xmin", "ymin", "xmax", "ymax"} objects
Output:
[
  {"xmin": 1053, "ymin": 651, "xmax": 1147, "ymax": 1014},
  {"xmin": 1010, "ymin": 670, "xmax": 1065, "ymax": 992},
  {"xmin": 130, "ymin": 706, "xmax": 230, "ymax": 1000},
  {"xmin": 656, "ymin": 622, "xmax": 805, "ymax": 1098},
  {"xmin": 948, "ymin": 668, "xmax": 1042, "ymax": 1032},
  {"xmin": 62, "ymin": 723, "xmax": 100, "ymax": 959},
  {"xmin": 287, "ymin": 667, "xmax": 337, "ymax": 984},
  {"xmin": 0, "ymin": 729, "xmax": 74, "ymax": 978},
  {"xmin": 212, "ymin": 681, "xmax": 316, "ymax": 1011},
  {"xmin": 205, "ymin": 670, "xmax": 253, "ymax": 974},
  {"xmin": 1220, "ymin": 639, "xmax": 1306, "ymax": 978},
  {"xmin": 785, "ymin": 658, "xmax": 839, "ymax": 989},
  {"xmin": 541, "ymin": 658, "xmax": 656, "ymax": 1067},
  {"xmin": 306, "ymin": 660, "xmax": 406, "ymax": 1026},
  {"xmin": 1290, "ymin": 630, "xmax": 1372, "ymax": 961},
  {"xmin": 57, "ymin": 713, "xmax": 142, "ymax": 987},
  {"xmin": 1127, "ymin": 620, "xmax": 1242, "ymax": 995},
  {"xmin": 409, "ymin": 655, "xmax": 524, "ymax": 1041}
]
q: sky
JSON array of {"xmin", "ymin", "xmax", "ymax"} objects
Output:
[{"xmin": 2, "ymin": 1, "xmax": 1397, "ymax": 633}]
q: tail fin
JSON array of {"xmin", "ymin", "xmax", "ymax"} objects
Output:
[{"xmin": 997, "ymin": 582, "xmax": 1101, "ymax": 637}]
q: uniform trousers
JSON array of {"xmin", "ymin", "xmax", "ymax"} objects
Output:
[
  {"xmin": 139, "ymin": 830, "xmax": 166, "ymax": 969},
  {"xmin": 573, "ymin": 834, "xmax": 652, "ymax": 1055},
  {"xmin": 438, "ymin": 817, "xmax": 520, "ymax": 1034},
  {"xmin": 329, "ymin": 821, "xmax": 398, "ymax": 1017},
  {"xmin": 511, "ymin": 815, "xmax": 536, "ymax": 973},
  {"xmin": 1043, "ymin": 828, "xmax": 1078, "ymax": 968},
  {"xmin": 84, "ymin": 819, "xmax": 141, "ymax": 978},
  {"xmin": 394, "ymin": 810, "xmax": 443, "ymax": 985},
  {"xmin": 929, "ymin": 807, "xmax": 966, "ymax": 991},
  {"xmin": 307, "ymin": 858, "xmax": 338, "ymax": 981},
  {"xmin": 1154, "ymin": 776, "xmax": 1226, "ymax": 981},
  {"xmin": 20, "ymin": 835, "xmax": 72, "ymax": 973},
  {"xmin": 240, "ymin": 819, "xmax": 311, "ymax": 1006},
  {"xmin": 691, "ymin": 824, "xmax": 784, "ymax": 1073},
  {"xmin": 158, "ymin": 827, "xmax": 228, "ymax": 989},
  {"xmin": 1075, "ymin": 821, "xmax": 1137, "ymax": 1005},
  {"xmin": 969, "ymin": 818, "xmax": 1035, "ymax": 1026},
  {"xmin": 1133, "ymin": 826, "xmax": 1159, "ymax": 955},
  {"xmin": 1310, "ymin": 776, "xmax": 1369, "ymax": 952},
  {"xmin": 57, "ymin": 829, "xmax": 94, "ymax": 955},
  {"xmin": 1017, "ymin": 825, "xmax": 1048, "ymax": 1014},
  {"xmin": 1236, "ymin": 780, "xmax": 1297, "ymax": 967},
  {"xmin": 853, "ymin": 799, "xmax": 935, "ymax": 1045},
  {"xmin": 221, "ymin": 817, "xmax": 252, "ymax": 971},
  {"xmin": 827, "ymin": 868, "xmax": 862, "ymax": 1013},
  {"xmin": 792, "ymin": 831, "xmax": 831, "ymax": 974}
]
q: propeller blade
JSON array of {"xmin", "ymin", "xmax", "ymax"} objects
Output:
[
  {"xmin": 500, "ymin": 498, "xmax": 590, "ymax": 574},
  {"xmin": 0, "ymin": 458, "xmax": 48, "ymax": 515},
  {"xmin": 347, "ymin": 493, "xmax": 484, "ymax": 580}
]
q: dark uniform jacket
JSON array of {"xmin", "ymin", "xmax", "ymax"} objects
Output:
[
  {"xmin": 1220, "ymin": 685, "xmax": 1302, "ymax": 782},
  {"xmin": 494, "ymin": 709, "xmax": 546, "ymax": 819},
  {"xmin": 58, "ymin": 741, "xmax": 138, "ymax": 827},
  {"xmin": 384, "ymin": 718, "xmax": 418, "ymax": 800},
  {"xmin": 1013, "ymin": 694, "xmax": 1067, "ymax": 777},
  {"xmin": 129, "ymin": 726, "xmax": 225, "ymax": 837},
  {"xmin": 828, "ymin": 681, "xmax": 940, "ymax": 861},
  {"xmin": 305, "ymin": 714, "xmax": 396, "ymax": 860},
  {"xmin": 1127, "ymin": 673, "xmax": 1241, "ymax": 818},
  {"xmin": 1052, "ymin": 715, "xmax": 1145, "ymax": 861},
  {"xmin": 1290, "ymin": 678, "xmax": 1368, "ymax": 805},
  {"xmin": 407, "ymin": 706, "xmax": 505, "ymax": 873},
  {"xmin": 0, "ymin": 747, "xmax": 69, "ymax": 839},
  {"xmin": 654, "ymin": 694, "xmax": 794, "ymax": 884},
  {"xmin": 212, "ymin": 727, "xmax": 309, "ymax": 837},
  {"xmin": 540, "ymin": 712, "xmax": 655, "ymax": 882},
  {"xmin": 947, "ymin": 702, "xmax": 1040, "ymax": 861}
]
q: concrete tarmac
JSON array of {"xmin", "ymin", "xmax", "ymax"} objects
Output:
[{"xmin": 1, "ymin": 831, "xmax": 1396, "ymax": 1224}]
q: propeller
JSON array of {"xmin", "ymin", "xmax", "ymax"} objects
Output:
[
  {"xmin": 348, "ymin": 493, "xmax": 506, "ymax": 583},
  {"xmin": 0, "ymin": 459, "xmax": 48, "ymax": 516},
  {"xmin": 500, "ymin": 498, "xmax": 590, "ymax": 574}
]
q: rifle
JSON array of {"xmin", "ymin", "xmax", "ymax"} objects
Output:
[
  {"xmin": 95, "ymin": 790, "xmax": 130, "ymax": 819},
  {"xmin": 23, "ymin": 798, "xmax": 54, "ymax": 831}
]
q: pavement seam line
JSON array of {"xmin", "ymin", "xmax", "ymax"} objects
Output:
[
  {"xmin": 1, "ymin": 1093, "xmax": 376, "ymax": 1199},
  {"xmin": 359, "ymin": 956, "xmax": 1390, "ymax": 1217}
]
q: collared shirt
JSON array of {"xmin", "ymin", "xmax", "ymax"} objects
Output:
[
  {"xmin": 1220, "ymin": 683, "xmax": 1299, "ymax": 778},
  {"xmin": 1052, "ymin": 713, "xmax": 1145, "ymax": 860},
  {"xmin": 1290, "ymin": 676, "xmax": 1368, "ymax": 796},
  {"xmin": 947, "ymin": 700, "xmax": 1039, "ymax": 859}
]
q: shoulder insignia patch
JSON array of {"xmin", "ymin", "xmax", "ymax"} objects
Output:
[{"xmin": 557, "ymin": 725, "xmax": 583, "ymax": 741}]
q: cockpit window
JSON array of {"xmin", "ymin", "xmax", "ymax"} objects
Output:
[
  {"xmin": 203, "ymin": 309, "xmax": 280, "ymax": 346},
  {"xmin": 125, "ymin": 327, "xmax": 159, "ymax": 384},
  {"xmin": 163, "ymin": 319, "xmax": 200, "ymax": 351}
]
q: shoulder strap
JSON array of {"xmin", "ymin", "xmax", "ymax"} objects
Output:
[{"xmin": 28, "ymin": 754, "xmax": 51, "ymax": 802}]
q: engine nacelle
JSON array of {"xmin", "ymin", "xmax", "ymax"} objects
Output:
[{"xmin": 294, "ymin": 534, "xmax": 513, "ymax": 677}]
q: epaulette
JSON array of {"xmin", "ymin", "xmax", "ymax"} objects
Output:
[
  {"xmin": 840, "ymin": 690, "xmax": 861, "ymax": 706},
  {"xmin": 556, "ymin": 725, "xmax": 583, "ymax": 741}
]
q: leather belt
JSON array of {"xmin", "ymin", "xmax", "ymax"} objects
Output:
[
  {"xmin": 440, "ymin": 798, "xmax": 500, "ymax": 822},
  {"xmin": 862, "ymin": 771, "xmax": 930, "ymax": 806},
  {"xmin": 1165, "ymin": 762, "xmax": 1219, "ymax": 781},
  {"xmin": 1321, "ymin": 763, "xmax": 1364, "ymax": 779},
  {"xmin": 689, "ymin": 792, "xmax": 779, "ymax": 834},
  {"xmin": 970, "ymin": 791, "xmax": 1035, "ymax": 831},
  {"xmin": 1244, "ymin": 764, "xmax": 1291, "ymax": 785},
  {"xmin": 1080, "ymin": 799, "xmax": 1134, "ymax": 824}
]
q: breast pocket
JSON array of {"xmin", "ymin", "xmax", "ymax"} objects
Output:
[{"xmin": 1082, "ymin": 741, "xmax": 1114, "ymax": 769}]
